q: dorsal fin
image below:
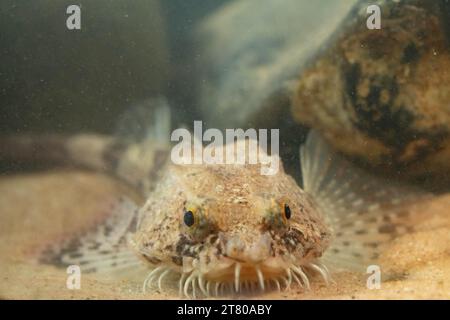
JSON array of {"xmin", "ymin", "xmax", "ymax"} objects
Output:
[
  {"xmin": 115, "ymin": 96, "xmax": 171, "ymax": 145},
  {"xmin": 112, "ymin": 97, "xmax": 172, "ymax": 194}
]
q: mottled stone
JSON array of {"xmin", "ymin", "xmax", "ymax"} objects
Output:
[
  {"xmin": 292, "ymin": 0, "xmax": 450, "ymax": 180},
  {"xmin": 195, "ymin": 0, "xmax": 358, "ymax": 130},
  {"xmin": 194, "ymin": 0, "xmax": 361, "ymax": 178}
]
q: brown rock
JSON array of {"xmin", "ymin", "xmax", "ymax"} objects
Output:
[{"xmin": 292, "ymin": 1, "xmax": 450, "ymax": 181}]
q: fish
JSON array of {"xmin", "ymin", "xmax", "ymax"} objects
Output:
[{"xmin": 0, "ymin": 99, "xmax": 427, "ymax": 298}]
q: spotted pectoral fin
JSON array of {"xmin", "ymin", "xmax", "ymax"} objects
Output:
[
  {"xmin": 300, "ymin": 130, "xmax": 432, "ymax": 271},
  {"xmin": 319, "ymin": 204, "xmax": 425, "ymax": 273},
  {"xmin": 39, "ymin": 196, "xmax": 146, "ymax": 276}
]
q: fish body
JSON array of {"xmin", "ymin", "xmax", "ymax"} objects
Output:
[
  {"xmin": 132, "ymin": 140, "xmax": 331, "ymax": 295},
  {"xmin": 2, "ymin": 104, "xmax": 426, "ymax": 297}
]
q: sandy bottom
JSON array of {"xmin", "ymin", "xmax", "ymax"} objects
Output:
[{"xmin": 0, "ymin": 170, "xmax": 449, "ymax": 300}]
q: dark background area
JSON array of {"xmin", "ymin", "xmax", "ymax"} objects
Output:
[{"xmin": 0, "ymin": 0, "xmax": 228, "ymax": 134}]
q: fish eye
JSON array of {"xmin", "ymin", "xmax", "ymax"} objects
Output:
[
  {"xmin": 183, "ymin": 210, "xmax": 195, "ymax": 227},
  {"xmin": 284, "ymin": 204, "xmax": 291, "ymax": 220},
  {"xmin": 265, "ymin": 199, "xmax": 291, "ymax": 229}
]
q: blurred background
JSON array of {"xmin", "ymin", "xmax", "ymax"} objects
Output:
[{"xmin": 0, "ymin": 0, "xmax": 228, "ymax": 134}]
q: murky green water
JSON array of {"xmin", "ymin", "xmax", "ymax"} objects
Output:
[{"xmin": 0, "ymin": 0, "xmax": 449, "ymax": 300}]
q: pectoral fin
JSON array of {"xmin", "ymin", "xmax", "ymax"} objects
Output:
[
  {"xmin": 39, "ymin": 196, "xmax": 146, "ymax": 276},
  {"xmin": 300, "ymin": 130, "xmax": 432, "ymax": 271}
]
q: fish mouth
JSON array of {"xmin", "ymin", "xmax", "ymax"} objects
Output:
[{"xmin": 142, "ymin": 258, "xmax": 331, "ymax": 298}]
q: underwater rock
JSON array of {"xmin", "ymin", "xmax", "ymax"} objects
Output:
[
  {"xmin": 194, "ymin": 0, "xmax": 361, "ymax": 179},
  {"xmin": 292, "ymin": 0, "xmax": 450, "ymax": 180},
  {"xmin": 195, "ymin": 0, "xmax": 359, "ymax": 130}
]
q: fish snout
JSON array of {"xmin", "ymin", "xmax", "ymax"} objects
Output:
[{"xmin": 223, "ymin": 232, "xmax": 272, "ymax": 263}]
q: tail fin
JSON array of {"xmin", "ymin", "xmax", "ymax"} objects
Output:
[
  {"xmin": 0, "ymin": 98, "xmax": 172, "ymax": 194},
  {"xmin": 0, "ymin": 133, "xmax": 121, "ymax": 171},
  {"xmin": 300, "ymin": 130, "xmax": 432, "ymax": 271}
]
